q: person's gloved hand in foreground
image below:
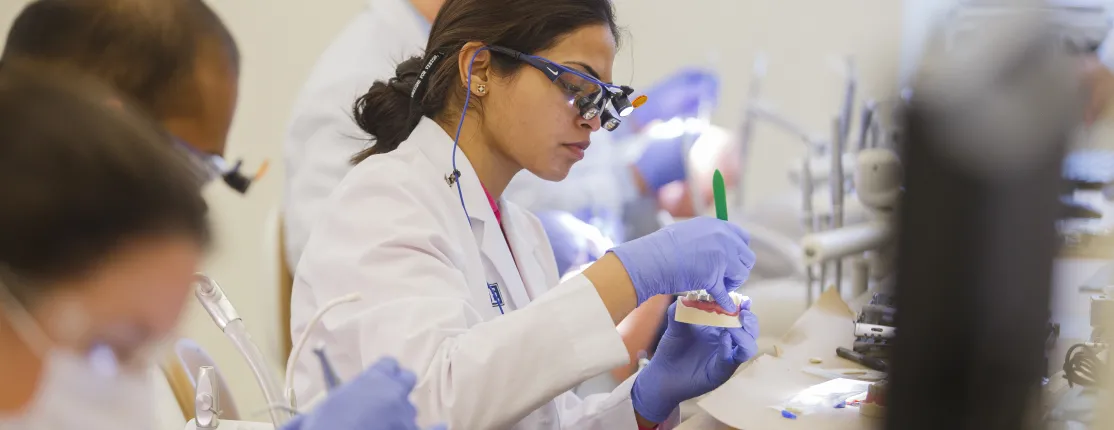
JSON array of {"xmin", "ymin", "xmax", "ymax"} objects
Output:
[
  {"xmin": 282, "ymin": 357, "xmax": 445, "ymax": 430},
  {"xmin": 631, "ymin": 300, "xmax": 760, "ymax": 425},
  {"xmin": 609, "ymin": 216, "xmax": 756, "ymax": 313}
]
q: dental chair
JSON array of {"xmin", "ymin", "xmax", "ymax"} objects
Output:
[{"xmin": 153, "ymin": 363, "xmax": 188, "ymax": 430}]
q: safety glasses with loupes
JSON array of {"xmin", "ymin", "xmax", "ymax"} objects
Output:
[
  {"xmin": 487, "ymin": 46, "xmax": 646, "ymax": 131},
  {"xmin": 173, "ymin": 138, "xmax": 268, "ymax": 194}
]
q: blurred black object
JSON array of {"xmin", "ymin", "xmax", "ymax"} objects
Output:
[{"xmin": 887, "ymin": 17, "xmax": 1079, "ymax": 430}]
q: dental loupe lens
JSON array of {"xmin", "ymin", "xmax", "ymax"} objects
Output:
[
  {"xmin": 583, "ymin": 106, "xmax": 599, "ymax": 120},
  {"xmin": 601, "ymin": 110, "xmax": 621, "ymax": 131},
  {"xmin": 575, "ymin": 97, "xmax": 600, "ymax": 120}
]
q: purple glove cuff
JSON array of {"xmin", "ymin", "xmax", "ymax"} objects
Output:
[
  {"xmin": 607, "ymin": 244, "xmax": 672, "ymax": 307},
  {"xmin": 631, "ymin": 373, "xmax": 676, "ymax": 424}
]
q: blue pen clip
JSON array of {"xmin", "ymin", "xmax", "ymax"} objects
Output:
[
  {"xmin": 313, "ymin": 346, "xmax": 341, "ymax": 391},
  {"xmin": 488, "ymin": 283, "xmax": 505, "ymax": 315}
]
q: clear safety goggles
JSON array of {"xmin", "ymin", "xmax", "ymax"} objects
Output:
[{"xmin": 487, "ymin": 46, "xmax": 646, "ymax": 131}]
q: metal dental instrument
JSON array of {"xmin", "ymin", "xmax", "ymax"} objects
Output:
[
  {"xmin": 830, "ymin": 59, "xmax": 856, "ymax": 296},
  {"xmin": 830, "ymin": 119, "xmax": 845, "ymax": 295},
  {"xmin": 837, "ymin": 58, "xmax": 857, "ymax": 147},
  {"xmin": 679, "ymin": 170, "xmax": 733, "ymax": 300},
  {"xmin": 801, "ymin": 156, "xmax": 817, "ymax": 305},
  {"xmin": 857, "ymin": 101, "xmax": 877, "ymax": 152},
  {"xmin": 312, "ymin": 346, "xmax": 341, "ymax": 392},
  {"xmin": 735, "ymin": 54, "xmax": 767, "ymax": 207},
  {"xmin": 673, "ymin": 170, "xmax": 735, "ymax": 306},
  {"xmin": 285, "ymin": 292, "xmax": 363, "ymax": 408}
]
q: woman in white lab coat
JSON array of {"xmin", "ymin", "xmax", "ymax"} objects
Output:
[{"xmin": 288, "ymin": 0, "xmax": 760, "ymax": 428}]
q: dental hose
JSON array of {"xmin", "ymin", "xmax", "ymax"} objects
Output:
[{"xmin": 194, "ymin": 274, "xmax": 294, "ymax": 427}]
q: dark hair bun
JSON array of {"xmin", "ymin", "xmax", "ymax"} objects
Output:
[{"xmin": 351, "ymin": 56, "xmax": 424, "ymax": 162}]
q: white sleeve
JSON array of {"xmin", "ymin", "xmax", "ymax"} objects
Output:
[
  {"xmin": 296, "ymin": 163, "xmax": 632, "ymax": 429},
  {"xmin": 551, "ymin": 375, "xmax": 639, "ymax": 429},
  {"xmin": 281, "ymin": 82, "xmax": 374, "ymax": 270}
]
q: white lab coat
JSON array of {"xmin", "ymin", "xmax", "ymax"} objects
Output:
[
  {"xmin": 289, "ymin": 117, "xmax": 644, "ymax": 429},
  {"xmin": 282, "ymin": 0, "xmax": 635, "ymax": 270},
  {"xmin": 282, "ymin": 0, "xmax": 427, "ymax": 270}
]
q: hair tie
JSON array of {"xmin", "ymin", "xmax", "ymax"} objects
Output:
[{"xmin": 410, "ymin": 51, "xmax": 447, "ymax": 101}]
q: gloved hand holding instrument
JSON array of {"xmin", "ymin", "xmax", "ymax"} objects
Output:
[
  {"xmin": 627, "ymin": 169, "xmax": 758, "ymax": 425},
  {"xmin": 282, "ymin": 357, "xmax": 446, "ymax": 430},
  {"xmin": 631, "ymin": 300, "xmax": 760, "ymax": 424},
  {"xmin": 609, "ymin": 216, "xmax": 755, "ymax": 313}
]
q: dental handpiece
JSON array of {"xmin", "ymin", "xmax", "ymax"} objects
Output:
[
  {"xmin": 194, "ymin": 274, "xmax": 239, "ymax": 330},
  {"xmin": 194, "ymin": 274, "xmax": 293, "ymax": 426}
]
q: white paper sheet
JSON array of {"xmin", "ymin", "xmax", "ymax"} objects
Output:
[{"xmin": 693, "ymin": 288, "xmax": 886, "ymax": 430}]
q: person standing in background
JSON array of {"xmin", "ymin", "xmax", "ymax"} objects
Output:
[{"xmin": 0, "ymin": 67, "xmax": 439, "ymax": 430}]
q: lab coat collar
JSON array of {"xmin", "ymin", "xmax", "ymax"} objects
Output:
[{"xmin": 409, "ymin": 118, "xmax": 533, "ymax": 308}]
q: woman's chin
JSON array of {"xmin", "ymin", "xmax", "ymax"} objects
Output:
[{"xmin": 528, "ymin": 164, "xmax": 573, "ymax": 182}]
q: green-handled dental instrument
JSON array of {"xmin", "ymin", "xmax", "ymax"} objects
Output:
[{"xmin": 713, "ymin": 169, "xmax": 728, "ymax": 221}]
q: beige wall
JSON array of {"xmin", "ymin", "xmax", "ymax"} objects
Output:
[{"xmin": 0, "ymin": 0, "xmax": 903, "ymax": 420}]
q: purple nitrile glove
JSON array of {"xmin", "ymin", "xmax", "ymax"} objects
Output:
[
  {"xmin": 608, "ymin": 217, "xmax": 756, "ymax": 312},
  {"xmin": 631, "ymin": 300, "xmax": 760, "ymax": 423},
  {"xmin": 285, "ymin": 357, "xmax": 445, "ymax": 430}
]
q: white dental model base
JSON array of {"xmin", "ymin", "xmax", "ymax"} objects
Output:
[{"xmin": 674, "ymin": 291, "xmax": 747, "ymax": 328}]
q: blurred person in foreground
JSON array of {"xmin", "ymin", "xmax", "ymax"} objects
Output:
[
  {"xmin": 2, "ymin": 0, "xmax": 256, "ymax": 194},
  {"xmin": 0, "ymin": 66, "xmax": 438, "ymax": 430},
  {"xmin": 0, "ymin": 0, "xmax": 441, "ymax": 427}
]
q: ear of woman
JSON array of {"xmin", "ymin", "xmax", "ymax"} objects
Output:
[{"xmin": 457, "ymin": 42, "xmax": 493, "ymax": 98}]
